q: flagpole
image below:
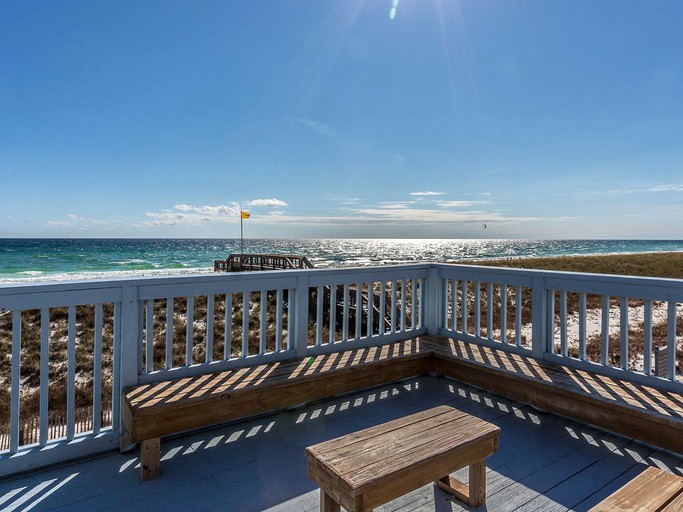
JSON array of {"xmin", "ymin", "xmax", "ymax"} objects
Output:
[{"xmin": 240, "ymin": 213, "xmax": 244, "ymax": 255}]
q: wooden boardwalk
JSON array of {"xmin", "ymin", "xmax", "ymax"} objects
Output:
[{"xmin": 2, "ymin": 374, "xmax": 682, "ymax": 512}]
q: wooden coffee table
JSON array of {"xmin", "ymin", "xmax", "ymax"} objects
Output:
[{"xmin": 305, "ymin": 405, "xmax": 500, "ymax": 511}]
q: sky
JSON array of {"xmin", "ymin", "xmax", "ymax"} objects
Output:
[{"xmin": 1, "ymin": 0, "xmax": 682, "ymax": 239}]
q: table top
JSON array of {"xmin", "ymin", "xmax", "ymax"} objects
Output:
[{"xmin": 305, "ymin": 405, "xmax": 500, "ymax": 493}]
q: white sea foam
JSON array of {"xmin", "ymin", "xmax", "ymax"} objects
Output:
[{"xmin": 0, "ymin": 267, "xmax": 214, "ymax": 285}]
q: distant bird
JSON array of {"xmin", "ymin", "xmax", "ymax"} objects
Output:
[{"xmin": 482, "ymin": 224, "xmax": 487, "ymax": 229}]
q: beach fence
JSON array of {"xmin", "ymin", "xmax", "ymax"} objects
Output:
[{"xmin": 0, "ymin": 406, "xmax": 112, "ymax": 451}]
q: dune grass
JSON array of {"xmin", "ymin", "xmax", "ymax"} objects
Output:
[{"xmin": 456, "ymin": 251, "xmax": 683, "ymax": 280}]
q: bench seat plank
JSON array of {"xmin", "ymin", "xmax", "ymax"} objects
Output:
[
  {"xmin": 306, "ymin": 405, "xmax": 500, "ymax": 511},
  {"xmin": 589, "ymin": 466, "xmax": 683, "ymax": 511},
  {"xmin": 123, "ymin": 339, "xmax": 433, "ymax": 444}
]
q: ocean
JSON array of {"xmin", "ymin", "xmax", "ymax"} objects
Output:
[{"xmin": 1, "ymin": 238, "xmax": 682, "ymax": 284}]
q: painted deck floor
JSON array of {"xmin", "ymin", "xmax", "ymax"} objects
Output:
[{"xmin": 1, "ymin": 375, "xmax": 682, "ymax": 512}]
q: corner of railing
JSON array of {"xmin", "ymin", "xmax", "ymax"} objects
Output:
[
  {"xmin": 424, "ymin": 265, "xmax": 443, "ymax": 335},
  {"xmin": 530, "ymin": 274, "xmax": 548, "ymax": 359},
  {"xmin": 292, "ymin": 272, "xmax": 311, "ymax": 357}
]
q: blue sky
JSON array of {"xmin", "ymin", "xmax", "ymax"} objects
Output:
[{"xmin": 1, "ymin": 1, "xmax": 682, "ymax": 239}]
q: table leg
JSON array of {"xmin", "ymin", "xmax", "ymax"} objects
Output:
[{"xmin": 320, "ymin": 490, "xmax": 341, "ymax": 512}]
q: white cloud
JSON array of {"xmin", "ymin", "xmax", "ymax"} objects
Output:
[
  {"xmin": 435, "ymin": 200, "xmax": 483, "ymax": 208},
  {"xmin": 248, "ymin": 198, "xmax": 288, "ymax": 207},
  {"xmin": 138, "ymin": 203, "xmax": 240, "ymax": 226},
  {"xmin": 253, "ymin": 205, "xmax": 542, "ymax": 227},
  {"xmin": 647, "ymin": 184, "xmax": 683, "ymax": 192},
  {"xmin": 603, "ymin": 183, "xmax": 683, "ymax": 195},
  {"xmin": 45, "ymin": 214, "xmax": 108, "ymax": 229},
  {"xmin": 289, "ymin": 117, "xmax": 335, "ymax": 138},
  {"xmin": 409, "ymin": 191, "xmax": 446, "ymax": 196}
]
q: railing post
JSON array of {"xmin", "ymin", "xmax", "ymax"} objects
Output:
[
  {"xmin": 293, "ymin": 273, "xmax": 310, "ymax": 357},
  {"xmin": 530, "ymin": 274, "xmax": 547, "ymax": 359},
  {"xmin": 119, "ymin": 285, "xmax": 140, "ymax": 449},
  {"xmin": 425, "ymin": 265, "xmax": 443, "ymax": 335}
]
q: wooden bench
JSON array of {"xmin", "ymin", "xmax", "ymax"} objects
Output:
[
  {"xmin": 589, "ymin": 466, "xmax": 683, "ymax": 511},
  {"xmin": 305, "ymin": 405, "xmax": 500, "ymax": 511},
  {"xmin": 122, "ymin": 339, "xmax": 433, "ymax": 480},
  {"xmin": 122, "ymin": 335, "xmax": 683, "ymax": 482}
]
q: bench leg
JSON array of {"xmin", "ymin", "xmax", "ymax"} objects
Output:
[
  {"xmin": 320, "ymin": 490, "xmax": 341, "ymax": 512},
  {"xmin": 436, "ymin": 459, "xmax": 487, "ymax": 508},
  {"xmin": 140, "ymin": 438, "xmax": 160, "ymax": 481},
  {"xmin": 469, "ymin": 459, "xmax": 486, "ymax": 507}
]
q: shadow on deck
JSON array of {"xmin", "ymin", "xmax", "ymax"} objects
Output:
[{"xmin": 2, "ymin": 375, "xmax": 682, "ymax": 512}]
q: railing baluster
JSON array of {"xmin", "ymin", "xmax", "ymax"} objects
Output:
[
  {"xmin": 560, "ymin": 291, "xmax": 567, "ymax": 357},
  {"xmin": 450, "ymin": 279, "xmax": 456, "ymax": 332},
  {"xmin": 578, "ymin": 293, "xmax": 587, "ymax": 361},
  {"xmin": 329, "ymin": 285, "xmax": 337, "ymax": 343},
  {"xmin": 643, "ymin": 300, "xmax": 653, "ymax": 376},
  {"xmin": 601, "ymin": 296, "xmax": 610, "ymax": 365},
  {"xmin": 10, "ymin": 311, "xmax": 21, "ymax": 453},
  {"xmin": 474, "ymin": 282, "xmax": 481, "ymax": 338},
  {"xmin": 500, "ymin": 284, "xmax": 507, "ymax": 344},
  {"xmin": 260, "ymin": 290, "xmax": 267, "ymax": 354},
  {"xmin": 206, "ymin": 295, "xmax": 214, "ymax": 363},
  {"xmin": 67, "ymin": 305, "xmax": 76, "ymax": 441},
  {"xmin": 667, "ymin": 301, "xmax": 677, "ymax": 380},
  {"xmin": 547, "ymin": 290, "xmax": 556, "ymax": 354},
  {"xmin": 620, "ymin": 297, "xmax": 628, "ymax": 371},
  {"xmin": 39, "ymin": 308, "xmax": 49, "ymax": 447},
  {"xmin": 93, "ymin": 304, "xmax": 103, "ymax": 436},
  {"xmin": 400, "ymin": 280, "xmax": 406, "ymax": 333},
  {"xmin": 379, "ymin": 281, "xmax": 386, "ymax": 336},
  {"xmin": 112, "ymin": 301, "xmax": 122, "ymax": 435},
  {"xmin": 287, "ymin": 287, "xmax": 294, "ymax": 350},
  {"xmin": 146, "ymin": 299, "xmax": 154, "ymax": 373},
  {"xmin": 486, "ymin": 283, "xmax": 493, "ymax": 340},
  {"xmin": 186, "ymin": 297, "xmax": 194, "ymax": 366},
  {"xmin": 276, "ymin": 289, "xmax": 283, "ymax": 351},
  {"xmin": 390, "ymin": 280, "xmax": 397, "ymax": 333},
  {"xmin": 225, "ymin": 294, "xmax": 232, "ymax": 359},
  {"xmin": 138, "ymin": 300, "xmax": 144, "ymax": 373},
  {"xmin": 411, "ymin": 279, "xmax": 417, "ymax": 330},
  {"xmin": 515, "ymin": 286, "xmax": 522, "ymax": 347},
  {"xmin": 419, "ymin": 278, "xmax": 425, "ymax": 329},
  {"xmin": 355, "ymin": 283, "xmax": 362, "ymax": 339},
  {"xmin": 242, "ymin": 292, "xmax": 249, "ymax": 357},
  {"xmin": 316, "ymin": 285, "xmax": 324, "ymax": 346},
  {"xmin": 166, "ymin": 297, "xmax": 173, "ymax": 369},
  {"xmin": 461, "ymin": 280, "xmax": 468, "ymax": 336},
  {"xmin": 342, "ymin": 284, "xmax": 349, "ymax": 342},
  {"xmin": 368, "ymin": 282, "xmax": 374, "ymax": 337}
]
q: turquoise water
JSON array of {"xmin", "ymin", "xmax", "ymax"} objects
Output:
[{"xmin": 1, "ymin": 238, "xmax": 682, "ymax": 283}]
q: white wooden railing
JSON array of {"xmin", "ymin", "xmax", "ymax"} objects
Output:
[
  {"xmin": 437, "ymin": 264, "xmax": 683, "ymax": 390},
  {"xmin": 0, "ymin": 263, "xmax": 681, "ymax": 476}
]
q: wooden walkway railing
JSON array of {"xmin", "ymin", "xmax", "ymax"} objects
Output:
[{"xmin": 214, "ymin": 253, "xmax": 314, "ymax": 272}]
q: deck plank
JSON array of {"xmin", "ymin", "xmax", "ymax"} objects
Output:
[{"xmin": 2, "ymin": 375, "xmax": 683, "ymax": 512}]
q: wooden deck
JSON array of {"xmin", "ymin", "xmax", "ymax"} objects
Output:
[
  {"xmin": 4, "ymin": 336, "xmax": 683, "ymax": 511},
  {"xmin": 2, "ymin": 375, "xmax": 682, "ymax": 512}
]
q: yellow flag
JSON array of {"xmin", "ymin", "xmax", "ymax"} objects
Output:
[{"xmin": 241, "ymin": 211, "xmax": 250, "ymax": 219}]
